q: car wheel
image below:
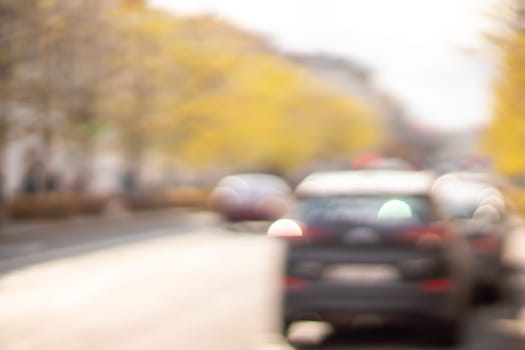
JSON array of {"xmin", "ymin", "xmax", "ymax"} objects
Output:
[
  {"xmin": 476, "ymin": 282, "xmax": 503, "ymax": 304},
  {"xmin": 433, "ymin": 318, "xmax": 465, "ymax": 346},
  {"xmin": 281, "ymin": 319, "xmax": 292, "ymax": 337}
]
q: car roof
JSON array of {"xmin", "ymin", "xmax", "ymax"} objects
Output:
[
  {"xmin": 435, "ymin": 172, "xmax": 504, "ymax": 187},
  {"xmin": 432, "ymin": 174, "xmax": 505, "ymax": 204},
  {"xmin": 296, "ymin": 170, "xmax": 435, "ymax": 197},
  {"xmin": 217, "ymin": 173, "xmax": 291, "ymax": 191}
]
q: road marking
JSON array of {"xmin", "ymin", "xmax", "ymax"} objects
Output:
[
  {"xmin": 0, "ymin": 242, "xmax": 44, "ymax": 255},
  {"xmin": 0, "ymin": 226, "xmax": 222, "ymax": 271}
]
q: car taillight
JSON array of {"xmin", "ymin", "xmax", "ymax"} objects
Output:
[
  {"xmin": 397, "ymin": 225, "xmax": 450, "ymax": 248},
  {"xmin": 419, "ymin": 278, "xmax": 455, "ymax": 293},
  {"xmin": 285, "ymin": 277, "xmax": 308, "ymax": 290},
  {"xmin": 470, "ymin": 235, "xmax": 500, "ymax": 251}
]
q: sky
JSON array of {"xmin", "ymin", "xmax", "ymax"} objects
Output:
[{"xmin": 150, "ymin": 0, "xmax": 500, "ymax": 131}]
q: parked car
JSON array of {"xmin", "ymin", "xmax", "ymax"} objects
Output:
[
  {"xmin": 209, "ymin": 173, "xmax": 291, "ymax": 221},
  {"xmin": 268, "ymin": 170, "xmax": 474, "ymax": 345},
  {"xmin": 433, "ymin": 174, "xmax": 509, "ymax": 296}
]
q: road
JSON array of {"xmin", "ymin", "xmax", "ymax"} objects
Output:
[
  {"xmin": 0, "ymin": 211, "xmax": 524, "ymax": 349},
  {"xmin": 0, "ymin": 209, "xmax": 220, "ymax": 274}
]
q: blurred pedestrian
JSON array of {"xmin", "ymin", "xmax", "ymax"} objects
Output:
[
  {"xmin": 21, "ymin": 160, "xmax": 45, "ymax": 194},
  {"xmin": 44, "ymin": 170, "xmax": 62, "ymax": 192},
  {"xmin": 121, "ymin": 167, "xmax": 138, "ymax": 193}
]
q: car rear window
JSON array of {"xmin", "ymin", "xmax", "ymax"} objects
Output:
[
  {"xmin": 297, "ymin": 195, "xmax": 436, "ymax": 224},
  {"xmin": 440, "ymin": 199, "xmax": 479, "ymax": 220},
  {"xmin": 433, "ymin": 182, "xmax": 504, "ymax": 220}
]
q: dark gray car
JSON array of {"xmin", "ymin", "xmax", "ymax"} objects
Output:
[
  {"xmin": 433, "ymin": 174, "xmax": 509, "ymax": 295},
  {"xmin": 268, "ymin": 171, "xmax": 474, "ymax": 345}
]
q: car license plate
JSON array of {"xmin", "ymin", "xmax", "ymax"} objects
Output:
[{"xmin": 323, "ymin": 264, "xmax": 399, "ymax": 284}]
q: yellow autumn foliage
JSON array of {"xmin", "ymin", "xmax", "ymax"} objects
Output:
[
  {"xmin": 101, "ymin": 5, "xmax": 382, "ymax": 172},
  {"xmin": 484, "ymin": 30, "xmax": 525, "ymax": 176}
]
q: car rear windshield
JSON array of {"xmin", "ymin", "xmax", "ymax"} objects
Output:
[
  {"xmin": 440, "ymin": 199, "xmax": 479, "ymax": 220},
  {"xmin": 297, "ymin": 195, "xmax": 437, "ymax": 224}
]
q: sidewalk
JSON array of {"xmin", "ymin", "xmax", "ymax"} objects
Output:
[
  {"xmin": 1, "ymin": 207, "xmax": 205, "ymax": 238},
  {"xmin": 0, "ymin": 206, "xmax": 220, "ymax": 275},
  {"xmin": 504, "ymin": 217, "xmax": 525, "ymax": 268},
  {"xmin": 495, "ymin": 220, "xmax": 525, "ymax": 345}
]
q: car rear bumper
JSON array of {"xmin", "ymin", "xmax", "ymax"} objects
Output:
[{"xmin": 283, "ymin": 283, "xmax": 461, "ymax": 324}]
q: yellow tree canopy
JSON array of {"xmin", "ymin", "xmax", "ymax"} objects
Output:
[
  {"xmin": 102, "ymin": 8, "xmax": 382, "ymax": 171},
  {"xmin": 483, "ymin": 31, "xmax": 525, "ymax": 176}
]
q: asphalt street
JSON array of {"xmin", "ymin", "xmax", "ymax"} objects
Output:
[{"xmin": 0, "ymin": 211, "xmax": 524, "ymax": 350}]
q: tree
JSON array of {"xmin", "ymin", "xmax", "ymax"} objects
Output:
[
  {"xmin": 483, "ymin": 0, "xmax": 525, "ymax": 177},
  {"xmin": 115, "ymin": 13, "xmax": 382, "ymax": 173},
  {"xmin": 1, "ymin": 0, "xmax": 383, "ymax": 202}
]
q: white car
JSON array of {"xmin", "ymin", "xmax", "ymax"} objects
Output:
[{"xmin": 209, "ymin": 173, "xmax": 291, "ymax": 221}]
